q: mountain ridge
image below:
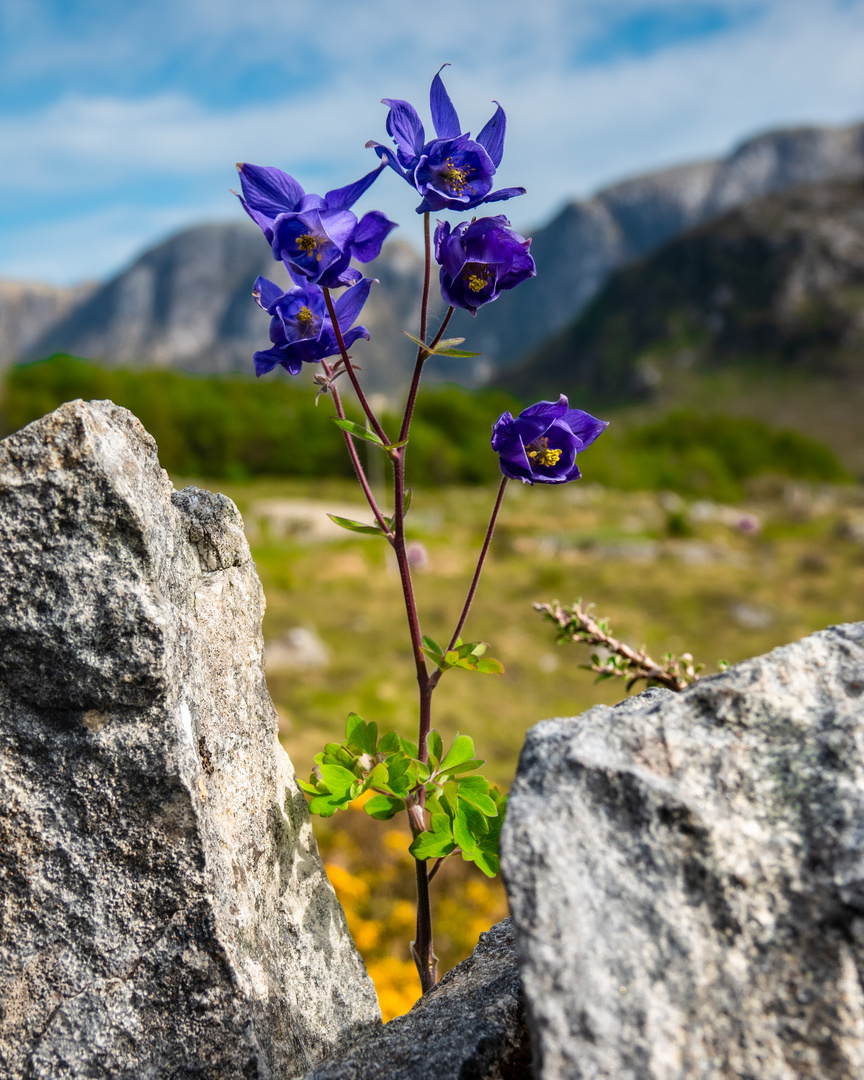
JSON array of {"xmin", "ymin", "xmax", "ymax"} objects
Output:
[{"xmin": 5, "ymin": 118, "xmax": 864, "ymax": 392}]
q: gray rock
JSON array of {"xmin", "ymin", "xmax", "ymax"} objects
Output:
[
  {"xmin": 302, "ymin": 919, "xmax": 530, "ymax": 1080},
  {"xmin": 502, "ymin": 622, "xmax": 864, "ymax": 1080},
  {"xmin": 0, "ymin": 400, "xmax": 381, "ymax": 1080}
]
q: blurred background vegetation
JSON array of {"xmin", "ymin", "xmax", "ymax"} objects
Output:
[{"xmin": 2, "ymin": 354, "xmax": 862, "ymax": 1019}]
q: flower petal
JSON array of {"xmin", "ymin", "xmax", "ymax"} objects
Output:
[
  {"xmin": 237, "ymin": 163, "xmax": 304, "ymax": 217},
  {"xmin": 332, "ymin": 277, "xmax": 375, "ymax": 329},
  {"xmin": 350, "ymin": 211, "xmax": 398, "ymax": 262},
  {"xmin": 471, "ymin": 185, "xmax": 526, "ymax": 207},
  {"xmin": 561, "ymin": 411, "xmax": 610, "ymax": 450},
  {"xmin": 342, "ymin": 324, "xmax": 372, "ymax": 347},
  {"xmin": 476, "ymin": 102, "xmax": 506, "ymax": 168},
  {"xmin": 254, "ymin": 344, "xmax": 302, "ymax": 377},
  {"xmin": 521, "ymin": 396, "xmax": 570, "ymax": 420},
  {"xmin": 430, "ymin": 65, "xmax": 461, "ymax": 139},
  {"xmin": 366, "ymin": 140, "xmax": 410, "ymax": 180},
  {"xmin": 382, "ymin": 98, "xmax": 426, "ymax": 158},
  {"xmin": 235, "ymin": 193, "xmax": 277, "ymax": 243},
  {"xmin": 324, "ymin": 162, "xmax": 388, "ymax": 212},
  {"xmin": 252, "ymin": 276, "xmax": 283, "ymax": 311}
]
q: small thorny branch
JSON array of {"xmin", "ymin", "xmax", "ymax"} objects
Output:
[{"xmin": 534, "ymin": 599, "xmax": 725, "ymax": 692}]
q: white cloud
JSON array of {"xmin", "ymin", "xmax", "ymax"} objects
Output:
[{"xmin": 3, "ymin": 0, "xmax": 864, "ymax": 283}]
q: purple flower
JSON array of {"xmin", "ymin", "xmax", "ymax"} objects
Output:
[
  {"xmin": 366, "ymin": 66, "xmax": 526, "ymax": 214},
  {"xmin": 491, "ymin": 396, "xmax": 609, "ymax": 485},
  {"xmin": 236, "ymin": 163, "xmax": 396, "ymax": 288},
  {"xmin": 435, "ymin": 216, "xmax": 535, "ymax": 314},
  {"xmin": 252, "ymin": 276, "xmax": 374, "ymax": 377}
]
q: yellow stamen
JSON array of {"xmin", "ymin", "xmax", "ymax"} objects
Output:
[
  {"xmin": 296, "ymin": 306, "xmax": 315, "ymax": 333},
  {"xmin": 441, "ymin": 157, "xmax": 472, "ymax": 195},
  {"xmin": 526, "ymin": 437, "xmax": 562, "ymax": 468},
  {"xmin": 467, "ymin": 274, "xmax": 488, "ymax": 293},
  {"xmin": 296, "ymin": 233, "xmax": 322, "ymax": 261}
]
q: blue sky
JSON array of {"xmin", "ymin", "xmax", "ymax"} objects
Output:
[{"xmin": 2, "ymin": 0, "xmax": 864, "ymax": 285}]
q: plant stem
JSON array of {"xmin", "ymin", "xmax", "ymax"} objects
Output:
[
  {"xmin": 390, "ymin": 453, "xmax": 430, "ymax": 692},
  {"xmin": 321, "ymin": 360, "xmax": 392, "ymax": 537},
  {"xmin": 322, "ymin": 287, "xmax": 390, "ymax": 445},
  {"xmin": 435, "ymin": 477, "xmax": 509, "ymax": 678},
  {"xmin": 420, "ymin": 212, "xmax": 431, "ymax": 347},
  {"xmin": 412, "ymin": 857, "xmax": 438, "ymax": 994},
  {"xmin": 399, "ymin": 306, "xmax": 454, "ymax": 445}
]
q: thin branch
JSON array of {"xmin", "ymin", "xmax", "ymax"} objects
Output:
[{"xmin": 534, "ymin": 599, "xmax": 706, "ymax": 692}]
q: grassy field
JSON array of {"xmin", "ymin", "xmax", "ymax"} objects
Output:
[{"xmin": 196, "ymin": 470, "xmax": 864, "ymax": 1017}]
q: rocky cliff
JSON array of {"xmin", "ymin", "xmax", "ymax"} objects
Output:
[
  {"xmin": 499, "ymin": 175, "xmax": 864, "ymax": 407},
  {"xmin": 7, "ymin": 120, "xmax": 863, "ymax": 390},
  {"xmin": 455, "ymin": 119, "xmax": 864, "ymax": 370}
]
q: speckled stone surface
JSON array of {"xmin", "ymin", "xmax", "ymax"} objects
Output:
[
  {"xmin": 302, "ymin": 918, "xmax": 530, "ymax": 1080},
  {"xmin": 0, "ymin": 400, "xmax": 381, "ymax": 1080},
  {"xmin": 503, "ymin": 622, "xmax": 864, "ymax": 1080}
]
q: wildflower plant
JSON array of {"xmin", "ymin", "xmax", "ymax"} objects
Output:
[{"xmin": 239, "ymin": 67, "xmax": 607, "ymax": 996}]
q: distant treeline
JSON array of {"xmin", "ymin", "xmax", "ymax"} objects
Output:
[{"xmin": 1, "ymin": 355, "xmax": 849, "ymax": 498}]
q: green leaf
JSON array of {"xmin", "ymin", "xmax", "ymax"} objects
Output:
[
  {"xmin": 409, "ymin": 831, "xmax": 457, "ymax": 860},
  {"xmin": 457, "ymin": 787, "xmax": 498, "ymax": 817},
  {"xmin": 421, "ymin": 635, "xmax": 444, "ymax": 658},
  {"xmin": 453, "ymin": 806, "xmax": 478, "ymax": 855},
  {"xmin": 402, "ymin": 330, "xmax": 433, "ymax": 353},
  {"xmin": 378, "ymin": 730, "xmax": 401, "ymax": 754},
  {"xmin": 345, "ymin": 714, "xmax": 378, "ymax": 755},
  {"xmin": 426, "ymin": 730, "xmax": 443, "ymax": 767},
  {"xmin": 364, "ymin": 794, "xmax": 406, "ymax": 820},
  {"xmin": 327, "ymin": 513, "xmax": 387, "ymax": 537},
  {"xmin": 431, "ymin": 346, "xmax": 481, "ymax": 358},
  {"xmin": 441, "ymin": 780, "xmax": 459, "ymax": 816},
  {"xmin": 318, "ymin": 764, "xmax": 357, "ymax": 797},
  {"xmin": 422, "ymin": 648, "xmax": 448, "ymax": 670},
  {"xmin": 403, "ymin": 488, "xmax": 413, "ymax": 516},
  {"xmin": 331, "ymin": 417, "xmax": 384, "ymax": 446},
  {"xmin": 438, "ymin": 757, "xmax": 484, "ymax": 777},
  {"xmin": 360, "ymin": 761, "xmax": 389, "ymax": 793},
  {"xmin": 409, "ymin": 814, "xmax": 457, "ymax": 860},
  {"xmin": 297, "ymin": 778, "xmax": 321, "ymax": 796},
  {"xmin": 474, "ymin": 657, "xmax": 505, "ymax": 675},
  {"xmin": 439, "ymin": 734, "xmax": 476, "ymax": 773},
  {"xmin": 401, "ymin": 330, "xmax": 480, "ymax": 359},
  {"xmin": 399, "ymin": 736, "xmax": 419, "ymax": 759},
  {"xmin": 468, "ymin": 848, "xmax": 500, "ymax": 878},
  {"xmin": 308, "ymin": 792, "xmax": 347, "ymax": 817}
]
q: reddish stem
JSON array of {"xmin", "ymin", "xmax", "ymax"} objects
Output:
[
  {"xmin": 322, "ymin": 287, "xmax": 389, "ymax": 445},
  {"xmin": 432, "ymin": 477, "xmax": 509, "ymax": 686}
]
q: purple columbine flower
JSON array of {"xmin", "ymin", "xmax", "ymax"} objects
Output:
[
  {"xmin": 251, "ymin": 276, "xmax": 374, "ymax": 377},
  {"xmin": 236, "ymin": 163, "xmax": 396, "ymax": 288},
  {"xmin": 435, "ymin": 216, "xmax": 536, "ymax": 315},
  {"xmin": 491, "ymin": 396, "xmax": 609, "ymax": 485},
  {"xmin": 366, "ymin": 66, "xmax": 526, "ymax": 214}
]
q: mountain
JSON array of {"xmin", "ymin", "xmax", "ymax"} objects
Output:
[
  {"xmin": 7, "ymin": 119, "xmax": 864, "ymax": 391},
  {"xmin": 0, "ymin": 279, "xmax": 95, "ymax": 369},
  {"xmin": 449, "ymin": 119, "xmax": 864, "ymax": 370},
  {"xmin": 496, "ymin": 176, "xmax": 864, "ymax": 473}
]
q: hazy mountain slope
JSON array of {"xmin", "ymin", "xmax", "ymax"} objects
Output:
[
  {"xmin": 451, "ymin": 120, "xmax": 864, "ymax": 371},
  {"xmin": 20, "ymin": 225, "xmax": 427, "ymax": 392},
  {"xmin": 11, "ymin": 119, "xmax": 864, "ymax": 392},
  {"xmin": 497, "ymin": 176, "xmax": 864, "ymax": 419},
  {"xmin": 0, "ymin": 279, "xmax": 95, "ymax": 368}
]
